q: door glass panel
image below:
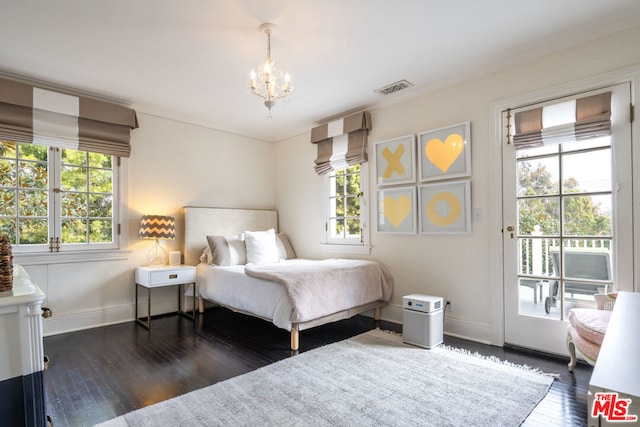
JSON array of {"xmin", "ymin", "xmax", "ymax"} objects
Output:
[
  {"xmin": 516, "ymin": 138, "xmax": 612, "ymax": 319},
  {"xmin": 518, "ymin": 198, "xmax": 560, "ymax": 236},
  {"xmin": 562, "ymin": 149, "xmax": 611, "ymax": 193},
  {"xmin": 517, "ymin": 157, "xmax": 559, "ymax": 196}
]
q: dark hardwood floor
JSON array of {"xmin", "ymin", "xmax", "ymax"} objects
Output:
[{"xmin": 43, "ymin": 308, "xmax": 592, "ymax": 426}]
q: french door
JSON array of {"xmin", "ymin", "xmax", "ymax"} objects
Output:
[{"xmin": 502, "ymin": 83, "xmax": 633, "ymax": 355}]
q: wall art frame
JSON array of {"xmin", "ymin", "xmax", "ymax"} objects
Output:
[
  {"xmin": 376, "ymin": 186, "xmax": 417, "ymax": 234},
  {"xmin": 374, "ymin": 134, "xmax": 416, "ymax": 186},
  {"xmin": 418, "ymin": 180, "xmax": 471, "ymax": 235},
  {"xmin": 418, "ymin": 121, "xmax": 471, "ymax": 182}
]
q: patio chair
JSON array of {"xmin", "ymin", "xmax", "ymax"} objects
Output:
[{"xmin": 544, "ymin": 248, "xmax": 611, "ymax": 313}]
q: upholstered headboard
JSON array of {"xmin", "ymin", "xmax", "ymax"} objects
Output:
[{"xmin": 182, "ymin": 206, "xmax": 278, "ymax": 266}]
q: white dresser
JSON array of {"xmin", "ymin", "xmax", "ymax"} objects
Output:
[{"xmin": 0, "ymin": 265, "xmax": 47, "ymax": 427}]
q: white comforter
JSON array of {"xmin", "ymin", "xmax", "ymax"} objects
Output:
[
  {"xmin": 196, "ymin": 263, "xmax": 294, "ymax": 330},
  {"xmin": 196, "ymin": 259, "xmax": 393, "ymax": 330}
]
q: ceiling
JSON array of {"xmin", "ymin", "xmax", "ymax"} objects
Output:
[{"xmin": 2, "ymin": 1, "xmax": 640, "ymax": 142}]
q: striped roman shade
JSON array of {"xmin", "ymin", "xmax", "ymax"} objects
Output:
[
  {"xmin": 511, "ymin": 91, "xmax": 611, "ymax": 150},
  {"xmin": 310, "ymin": 111, "xmax": 371, "ymax": 175},
  {"xmin": 0, "ymin": 76, "xmax": 138, "ymax": 157}
]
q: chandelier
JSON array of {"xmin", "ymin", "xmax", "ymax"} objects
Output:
[{"xmin": 249, "ymin": 23, "xmax": 293, "ymax": 117}]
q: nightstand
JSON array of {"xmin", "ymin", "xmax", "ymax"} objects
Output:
[{"xmin": 135, "ymin": 265, "xmax": 197, "ymax": 330}]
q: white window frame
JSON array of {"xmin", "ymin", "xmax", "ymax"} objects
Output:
[
  {"xmin": 321, "ymin": 163, "xmax": 371, "ymax": 255},
  {"xmin": 2, "ymin": 141, "xmax": 124, "ymax": 257}
]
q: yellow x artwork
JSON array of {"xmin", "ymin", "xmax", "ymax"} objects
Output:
[{"xmin": 382, "ymin": 145, "xmax": 405, "ymax": 179}]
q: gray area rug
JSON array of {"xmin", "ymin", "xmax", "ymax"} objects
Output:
[{"xmin": 96, "ymin": 329, "xmax": 554, "ymax": 426}]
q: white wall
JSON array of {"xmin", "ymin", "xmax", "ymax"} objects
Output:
[
  {"xmin": 275, "ymin": 25, "xmax": 640, "ymax": 343},
  {"xmin": 21, "ymin": 113, "xmax": 276, "ymax": 335}
]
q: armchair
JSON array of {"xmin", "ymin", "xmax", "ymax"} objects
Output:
[{"xmin": 567, "ymin": 293, "xmax": 616, "ymax": 371}]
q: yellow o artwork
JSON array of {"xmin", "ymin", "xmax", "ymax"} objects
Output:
[
  {"xmin": 383, "ymin": 195, "xmax": 412, "ymax": 228},
  {"xmin": 425, "ymin": 191, "xmax": 461, "ymax": 226},
  {"xmin": 425, "ymin": 133, "xmax": 464, "ymax": 173}
]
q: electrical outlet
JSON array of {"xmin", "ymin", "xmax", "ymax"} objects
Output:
[{"xmin": 445, "ymin": 300, "xmax": 452, "ymax": 312}]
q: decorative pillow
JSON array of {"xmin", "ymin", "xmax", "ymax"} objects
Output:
[
  {"xmin": 206, "ymin": 234, "xmax": 247, "ymax": 266},
  {"xmin": 244, "ymin": 228, "xmax": 279, "ymax": 265},
  {"xmin": 276, "ymin": 233, "xmax": 297, "ymax": 259}
]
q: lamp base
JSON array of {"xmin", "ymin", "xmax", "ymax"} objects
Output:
[{"xmin": 147, "ymin": 240, "xmax": 167, "ymax": 266}]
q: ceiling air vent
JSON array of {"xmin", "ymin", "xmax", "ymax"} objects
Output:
[{"xmin": 375, "ymin": 79, "xmax": 413, "ymax": 96}]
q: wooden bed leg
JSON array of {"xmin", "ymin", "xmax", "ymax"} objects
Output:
[
  {"xmin": 374, "ymin": 307, "xmax": 381, "ymax": 321},
  {"xmin": 198, "ymin": 297, "xmax": 205, "ymax": 314},
  {"xmin": 291, "ymin": 324, "xmax": 299, "ymax": 351}
]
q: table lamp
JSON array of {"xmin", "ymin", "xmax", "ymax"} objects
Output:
[{"xmin": 138, "ymin": 214, "xmax": 176, "ymax": 266}]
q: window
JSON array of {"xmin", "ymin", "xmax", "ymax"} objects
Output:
[
  {"xmin": 325, "ymin": 164, "xmax": 369, "ymax": 245},
  {"xmin": 0, "ymin": 140, "xmax": 119, "ymax": 253}
]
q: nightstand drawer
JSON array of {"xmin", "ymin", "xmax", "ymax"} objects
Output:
[{"xmin": 136, "ymin": 266, "xmax": 196, "ymax": 287}]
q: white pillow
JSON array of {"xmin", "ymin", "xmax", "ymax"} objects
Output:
[{"xmin": 244, "ymin": 228, "xmax": 279, "ymax": 265}]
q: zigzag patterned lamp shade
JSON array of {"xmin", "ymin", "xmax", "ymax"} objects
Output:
[{"xmin": 139, "ymin": 215, "xmax": 175, "ymax": 265}]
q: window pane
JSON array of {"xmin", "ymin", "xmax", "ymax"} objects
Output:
[
  {"xmin": 90, "ymin": 219, "xmax": 112, "ymax": 243},
  {"xmin": 62, "ymin": 219, "xmax": 87, "ymax": 243},
  {"xmin": 346, "ymin": 196, "xmax": 360, "ymax": 214},
  {"xmin": 561, "ymin": 136, "xmax": 610, "ymax": 152},
  {"xmin": 18, "ymin": 161, "xmax": 48, "ymax": 188},
  {"xmin": 89, "ymin": 194, "xmax": 113, "ymax": 217},
  {"xmin": 516, "ymin": 144, "xmax": 558, "ymax": 159},
  {"xmin": 62, "ymin": 149, "xmax": 87, "ymax": 166},
  {"xmin": 89, "ymin": 168, "xmax": 113, "ymax": 193},
  {"xmin": 0, "ymin": 159, "xmax": 17, "ymax": 186},
  {"xmin": 518, "ymin": 237, "xmax": 559, "ymax": 276},
  {"xmin": 329, "ymin": 218, "xmax": 344, "ymax": 239},
  {"xmin": 0, "ymin": 218, "xmax": 16, "ymax": 243},
  {"xmin": 562, "ymin": 248, "xmax": 611, "ymax": 282},
  {"xmin": 0, "ymin": 141, "xmax": 17, "ymax": 158},
  {"xmin": 562, "ymin": 195, "xmax": 612, "ymax": 236},
  {"xmin": 18, "ymin": 143, "xmax": 47, "ymax": 161},
  {"xmin": 62, "ymin": 193, "xmax": 88, "ymax": 217},
  {"xmin": 334, "ymin": 174, "xmax": 345, "ymax": 196},
  {"xmin": 518, "ymin": 197, "xmax": 560, "ymax": 235},
  {"xmin": 517, "ymin": 157, "xmax": 559, "ymax": 196},
  {"xmin": 335, "ymin": 196, "xmax": 344, "ymax": 216},
  {"xmin": 19, "ymin": 218, "xmax": 48, "ymax": 244},
  {"xmin": 562, "ymin": 149, "xmax": 611, "ymax": 193},
  {"xmin": 88, "ymin": 152, "xmax": 112, "ymax": 168},
  {"xmin": 0, "ymin": 190, "xmax": 16, "ymax": 215},
  {"xmin": 61, "ymin": 165, "xmax": 87, "ymax": 191},
  {"xmin": 345, "ymin": 218, "xmax": 360, "ymax": 238},
  {"xmin": 19, "ymin": 189, "xmax": 48, "ymax": 216}
]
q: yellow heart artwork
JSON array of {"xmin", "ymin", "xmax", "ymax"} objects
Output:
[
  {"xmin": 425, "ymin": 133, "xmax": 464, "ymax": 173},
  {"xmin": 383, "ymin": 195, "xmax": 411, "ymax": 228}
]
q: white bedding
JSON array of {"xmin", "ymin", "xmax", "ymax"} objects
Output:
[{"xmin": 195, "ymin": 263, "xmax": 294, "ymax": 330}]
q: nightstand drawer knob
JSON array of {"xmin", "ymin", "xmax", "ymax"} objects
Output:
[{"xmin": 169, "ymin": 274, "xmax": 178, "ymax": 279}]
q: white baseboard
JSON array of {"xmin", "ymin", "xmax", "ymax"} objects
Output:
[
  {"xmin": 381, "ymin": 303, "xmax": 494, "ymax": 345},
  {"xmin": 43, "ymin": 301, "xmax": 493, "ymax": 346},
  {"xmin": 43, "ymin": 304, "xmax": 134, "ymax": 336}
]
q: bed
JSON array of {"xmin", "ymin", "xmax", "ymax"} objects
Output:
[{"xmin": 183, "ymin": 206, "xmax": 393, "ymax": 350}]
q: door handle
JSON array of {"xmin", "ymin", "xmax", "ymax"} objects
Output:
[{"xmin": 506, "ymin": 226, "xmax": 515, "ymax": 239}]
